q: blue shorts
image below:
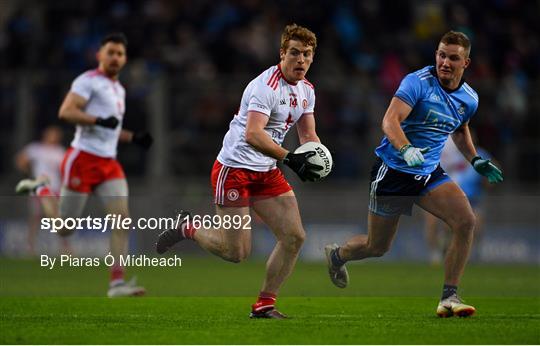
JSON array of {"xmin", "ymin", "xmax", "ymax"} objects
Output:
[{"xmin": 369, "ymin": 157, "xmax": 451, "ymax": 217}]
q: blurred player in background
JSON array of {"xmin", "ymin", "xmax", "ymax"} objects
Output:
[
  {"xmin": 424, "ymin": 136, "xmax": 492, "ymax": 265},
  {"xmin": 157, "ymin": 24, "xmax": 323, "ymax": 318},
  {"xmin": 16, "ymin": 33, "xmax": 153, "ymax": 297},
  {"xmin": 325, "ymin": 31, "xmax": 503, "ymax": 317},
  {"xmin": 15, "ymin": 126, "xmax": 68, "ymax": 255}
]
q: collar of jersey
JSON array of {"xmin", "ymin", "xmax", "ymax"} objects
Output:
[
  {"xmin": 94, "ymin": 68, "xmax": 120, "ymax": 83},
  {"xmin": 430, "ymin": 66, "xmax": 465, "ymax": 94},
  {"xmin": 277, "ymin": 64, "xmax": 299, "ymax": 86}
]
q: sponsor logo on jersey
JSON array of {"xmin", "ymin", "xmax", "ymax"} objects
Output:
[
  {"xmin": 270, "ymin": 129, "xmax": 285, "ymax": 142},
  {"xmin": 254, "ymin": 103, "xmax": 268, "ymax": 111},
  {"xmin": 302, "ymin": 99, "xmax": 308, "ymax": 109},
  {"xmin": 280, "ymin": 99, "xmax": 286, "ymax": 105},
  {"xmin": 430, "ymin": 94, "xmax": 442, "ymax": 103},
  {"xmin": 424, "ymin": 109, "xmax": 460, "ymax": 132}
]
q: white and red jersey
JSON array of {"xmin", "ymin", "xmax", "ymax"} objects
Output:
[
  {"xmin": 217, "ymin": 64, "xmax": 316, "ymax": 171},
  {"xmin": 69, "ymin": 69, "xmax": 126, "ymax": 158},
  {"xmin": 23, "ymin": 142, "xmax": 65, "ymax": 192},
  {"xmin": 440, "ymin": 138, "xmax": 468, "ymax": 176}
]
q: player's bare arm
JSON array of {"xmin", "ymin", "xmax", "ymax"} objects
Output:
[
  {"xmin": 382, "ymin": 97, "xmax": 429, "ymax": 167},
  {"xmin": 58, "ymin": 92, "xmax": 98, "ymax": 126},
  {"xmin": 119, "ymin": 129, "xmax": 134, "ymax": 142},
  {"xmin": 381, "ymin": 97, "xmax": 413, "ymax": 150},
  {"xmin": 454, "ymin": 122, "xmax": 502, "ymax": 183},
  {"xmin": 14, "ymin": 151, "xmax": 30, "ymax": 174},
  {"xmin": 119, "ymin": 129, "xmax": 153, "ymax": 149},
  {"xmin": 245, "ymin": 111, "xmax": 289, "ymax": 160},
  {"xmin": 451, "ymin": 122, "xmax": 477, "ymax": 162},
  {"xmin": 59, "ymin": 91, "xmax": 118, "ymax": 129},
  {"xmin": 296, "ymin": 113, "xmax": 320, "ymax": 144}
]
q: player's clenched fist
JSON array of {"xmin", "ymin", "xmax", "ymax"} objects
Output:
[
  {"xmin": 400, "ymin": 144, "xmax": 430, "ymax": 167},
  {"xmin": 132, "ymin": 131, "xmax": 153, "ymax": 150},
  {"xmin": 95, "ymin": 115, "xmax": 119, "ymax": 129}
]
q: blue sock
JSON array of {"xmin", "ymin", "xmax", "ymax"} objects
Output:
[
  {"xmin": 331, "ymin": 248, "xmax": 346, "ymax": 267},
  {"xmin": 442, "ymin": 284, "xmax": 457, "ymax": 300}
]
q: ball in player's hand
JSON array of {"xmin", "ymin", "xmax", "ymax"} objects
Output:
[{"xmin": 294, "ymin": 141, "xmax": 333, "ymax": 180}]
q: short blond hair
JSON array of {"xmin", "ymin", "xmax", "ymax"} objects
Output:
[
  {"xmin": 440, "ymin": 31, "xmax": 471, "ymax": 57},
  {"xmin": 280, "ymin": 24, "xmax": 317, "ymax": 51}
]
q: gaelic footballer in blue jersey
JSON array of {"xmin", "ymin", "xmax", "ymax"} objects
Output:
[
  {"xmin": 375, "ymin": 64, "xmax": 479, "ymax": 175},
  {"xmin": 325, "ymin": 31, "xmax": 503, "ymax": 318}
]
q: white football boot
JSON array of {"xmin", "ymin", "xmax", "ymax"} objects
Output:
[
  {"xmin": 436, "ymin": 293, "xmax": 476, "ymax": 317},
  {"xmin": 107, "ymin": 277, "xmax": 146, "ymax": 298},
  {"xmin": 15, "ymin": 176, "xmax": 50, "ymax": 195}
]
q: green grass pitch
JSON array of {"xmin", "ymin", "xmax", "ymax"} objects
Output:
[{"xmin": 1, "ymin": 257, "xmax": 539, "ymax": 344}]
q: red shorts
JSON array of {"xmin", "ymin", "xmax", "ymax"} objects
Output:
[
  {"xmin": 211, "ymin": 160, "xmax": 292, "ymax": 207},
  {"xmin": 60, "ymin": 147, "xmax": 125, "ymax": 193}
]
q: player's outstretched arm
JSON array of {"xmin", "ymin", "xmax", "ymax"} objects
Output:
[{"xmin": 59, "ymin": 92, "xmax": 118, "ymax": 129}]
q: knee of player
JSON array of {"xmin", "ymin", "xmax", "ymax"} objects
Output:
[
  {"xmin": 282, "ymin": 231, "xmax": 306, "ymax": 251},
  {"xmin": 368, "ymin": 244, "xmax": 390, "ymax": 258},
  {"xmin": 107, "ymin": 209, "xmax": 130, "ymax": 219},
  {"xmin": 370, "ymin": 249, "xmax": 388, "ymax": 258},
  {"xmin": 455, "ymin": 213, "xmax": 476, "ymax": 234},
  {"xmin": 296, "ymin": 231, "xmax": 306, "ymax": 246},
  {"xmin": 57, "ymin": 227, "xmax": 75, "ymax": 238},
  {"xmin": 223, "ymin": 248, "xmax": 249, "ymax": 263}
]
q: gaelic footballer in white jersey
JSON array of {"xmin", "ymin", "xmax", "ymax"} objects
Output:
[
  {"xmin": 18, "ymin": 126, "xmax": 65, "ymax": 193},
  {"xmin": 69, "ymin": 68, "xmax": 125, "ymax": 158},
  {"xmin": 157, "ymin": 24, "xmax": 326, "ymax": 319},
  {"xmin": 218, "ymin": 64, "xmax": 315, "ymax": 172},
  {"xmin": 16, "ymin": 33, "xmax": 151, "ymax": 298}
]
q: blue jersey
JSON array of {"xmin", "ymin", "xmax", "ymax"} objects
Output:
[{"xmin": 375, "ymin": 66, "xmax": 479, "ymax": 175}]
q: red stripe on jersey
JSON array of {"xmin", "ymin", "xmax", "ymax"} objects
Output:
[
  {"xmin": 271, "ymin": 71, "xmax": 282, "ymax": 90},
  {"xmin": 86, "ymin": 69, "xmax": 100, "ymax": 78},
  {"xmin": 303, "ymin": 79, "xmax": 314, "ymax": 89},
  {"xmin": 277, "ymin": 64, "xmax": 298, "ymax": 86},
  {"xmin": 87, "ymin": 68, "xmax": 119, "ymax": 82},
  {"xmin": 267, "ymin": 68, "xmax": 280, "ymax": 87}
]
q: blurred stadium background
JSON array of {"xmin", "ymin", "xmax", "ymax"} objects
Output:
[{"xmin": 0, "ymin": 0, "xmax": 539, "ymax": 264}]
